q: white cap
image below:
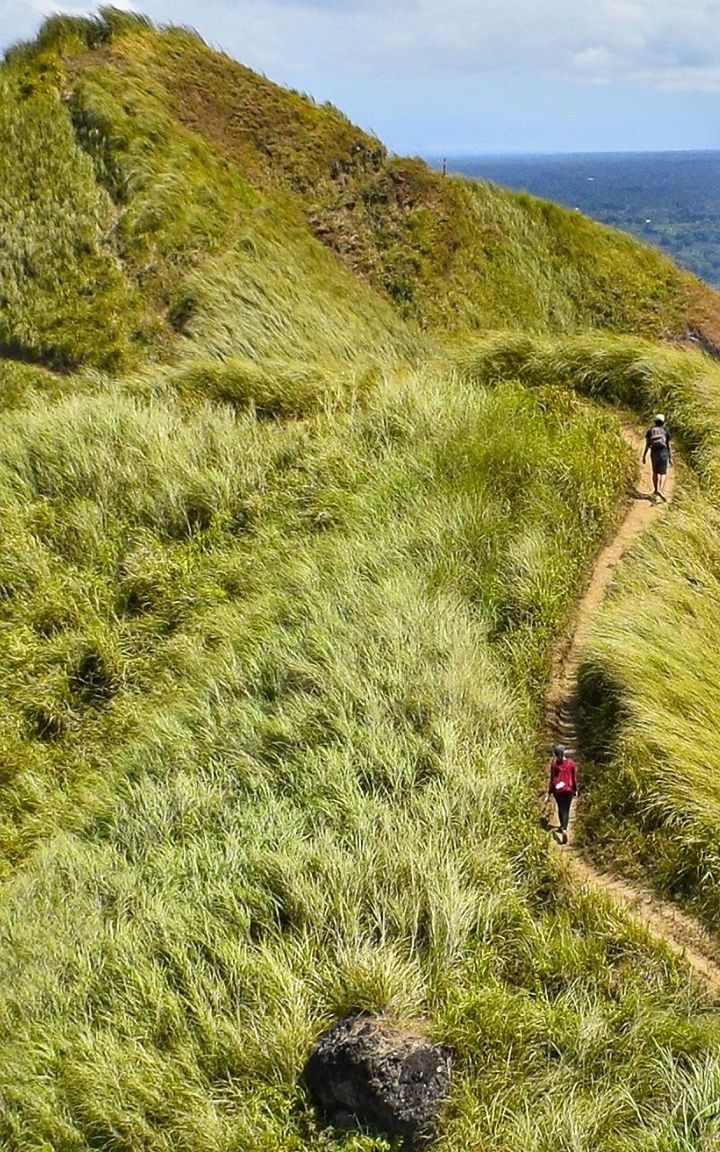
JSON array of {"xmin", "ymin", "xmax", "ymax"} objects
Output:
[{"xmin": 655, "ymin": 413, "xmax": 665, "ymax": 423}]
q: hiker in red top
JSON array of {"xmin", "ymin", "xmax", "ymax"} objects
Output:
[{"xmin": 546, "ymin": 743, "xmax": 578, "ymax": 844}]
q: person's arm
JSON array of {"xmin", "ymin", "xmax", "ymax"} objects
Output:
[
  {"xmin": 642, "ymin": 431, "xmax": 648, "ymax": 463},
  {"xmin": 667, "ymin": 429, "xmax": 672, "ymax": 465}
]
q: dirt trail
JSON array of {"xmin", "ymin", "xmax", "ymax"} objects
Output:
[{"xmin": 545, "ymin": 429, "xmax": 720, "ymax": 992}]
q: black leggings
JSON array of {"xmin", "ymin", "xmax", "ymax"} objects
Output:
[{"xmin": 555, "ymin": 792, "xmax": 573, "ymax": 831}]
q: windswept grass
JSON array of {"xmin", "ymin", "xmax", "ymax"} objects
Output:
[
  {"xmin": 150, "ymin": 18, "xmax": 719, "ymax": 339},
  {"xmin": 460, "ymin": 330, "xmax": 720, "ymax": 483},
  {"xmin": 3, "ymin": 6, "xmax": 718, "ymax": 380},
  {"xmin": 0, "ymin": 66, "xmax": 145, "ymax": 370},
  {"xmin": 461, "ymin": 329, "xmax": 720, "ymax": 935},
  {"xmin": 0, "ymin": 13, "xmax": 418, "ymax": 377},
  {"xmin": 5, "ymin": 364, "xmax": 714, "ymax": 1151},
  {"xmin": 168, "ymin": 210, "xmax": 420, "ymax": 366},
  {"xmin": 3, "ymin": 10, "xmax": 720, "ymax": 1151},
  {"xmin": 577, "ymin": 488, "xmax": 720, "ymax": 928},
  {"xmin": 461, "ymin": 326, "xmax": 720, "ymax": 936},
  {"xmin": 0, "ymin": 370, "xmax": 629, "ymax": 866}
]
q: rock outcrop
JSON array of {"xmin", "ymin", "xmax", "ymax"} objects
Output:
[{"xmin": 303, "ymin": 1013, "xmax": 451, "ymax": 1147}]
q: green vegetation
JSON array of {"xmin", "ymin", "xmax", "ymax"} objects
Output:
[
  {"xmin": 461, "ymin": 330, "xmax": 720, "ymax": 484},
  {"xmin": 577, "ymin": 479, "xmax": 720, "ymax": 931},
  {"xmin": 2, "ymin": 7, "xmax": 719, "ymax": 382},
  {"xmin": 466, "ymin": 331, "xmax": 720, "ymax": 935},
  {"xmin": 0, "ymin": 10, "xmax": 417, "ymax": 376},
  {"xmin": 0, "ymin": 65, "xmax": 145, "ymax": 370},
  {"xmin": 3, "ymin": 9, "xmax": 720, "ymax": 1152},
  {"xmin": 7, "ymin": 352, "xmax": 720, "ymax": 1152},
  {"xmin": 464, "ymin": 329, "xmax": 720, "ymax": 935},
  {"xmin": 445, "ymin": 152, "xmax": 720, "ymax": 292}
]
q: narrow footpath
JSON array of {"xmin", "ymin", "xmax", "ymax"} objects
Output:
[{"xmin": 545, "ymin": 429, "xmax": 720, "ymax": 993}]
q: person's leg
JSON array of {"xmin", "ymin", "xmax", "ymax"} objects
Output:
[
  {"xmin": 657, "ymin": 462, "xmax": 668, "ymax": 500},
  {"xmin": 556, "ymin": 793, "xmax": 572, "ymax": 843},
  {"xmin": 651, "ymin": 464, "xmax": 659, "ymax": 496}
]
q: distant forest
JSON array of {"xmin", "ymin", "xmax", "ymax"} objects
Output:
[{"xmin": 439, "ymin": 151, "xmax": 720, "ymax": 289}]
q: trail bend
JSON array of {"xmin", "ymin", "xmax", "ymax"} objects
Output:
[{"xmin": 544, "ymin": 428, "xmax": 720, "ymax": 993}]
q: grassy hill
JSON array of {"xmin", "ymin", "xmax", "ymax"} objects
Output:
[
  {"xmin": 4, "ymin": 10, "xmax": 720, "ymax": 1152},
  {"xmin": 3, "ymin": 7, "xmax": 720, "ymax": 380}
]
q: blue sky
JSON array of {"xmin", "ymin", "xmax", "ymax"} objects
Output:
[{"xmin": 3, "ymin": 0, "xmax": 720, "ymax": 153}]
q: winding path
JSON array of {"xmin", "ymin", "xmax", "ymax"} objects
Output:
[{"xmin": 544, "ymin": 429, "xmax": 720, "ymax": 992}]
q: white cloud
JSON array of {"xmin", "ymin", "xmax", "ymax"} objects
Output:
[
  {"xmin": 375, "ymin": 0, "xmax": 720, "ymax": 89},
  {"xmin": 3, "ymin": 1, "xmax": 720, "ymax": 94},
  {"xmin": 573, "ymin": 47, "xmax": 622, "ymax": 72},
  {"xmin": 195, "ymin": 0, "xmax": 720, "ymax": 92}
]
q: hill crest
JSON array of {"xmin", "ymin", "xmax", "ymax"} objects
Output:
[{"xmin": 2, "ymin": 7, "xmax": 720, "ymax": 376}]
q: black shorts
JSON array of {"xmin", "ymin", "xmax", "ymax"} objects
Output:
[{"xmin": 651, "ymin": 449, "xmax": 669, "ymax": 475}]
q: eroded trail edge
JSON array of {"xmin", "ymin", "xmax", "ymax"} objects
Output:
[{"xmin": 545, "ymin": 430, "xmax": 720, "ymax": 993}]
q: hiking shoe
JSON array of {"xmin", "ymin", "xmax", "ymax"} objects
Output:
[{"xmin": 561, "ymin": 830, "xmax": 568, "ymax": 845}]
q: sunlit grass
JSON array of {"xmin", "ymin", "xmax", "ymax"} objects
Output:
[
  {"xmin": 2, "ymin": 362, "xmax": 698, "ymax": 1152},
  {"xmin": 2, "ymin": 10, "xmax": 720, "ymax": 1150},
  {"xmin": 464, "ymin": 329, "xmax": 720, "ymax": 932}
]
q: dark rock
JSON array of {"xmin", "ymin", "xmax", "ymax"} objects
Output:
[{"xmin": 303, "ymin": 1013, "xmax": 451, "ymax": 1148}]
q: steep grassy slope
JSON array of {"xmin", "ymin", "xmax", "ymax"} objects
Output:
[
  {"xmin": 145, "ymin": 25, "xmax": 719, "ymax": 338},
  {"xmin": 576, "ymin": 479, "xmax": 720, "ymax": 932},
  {"xmin": 0, "ymin": 14, "xmax": 417, "ymax": 378},
  {"xmin": 4, "ymin": 10, "xmax": 720, "ymax": 1152},
  {"xmin": 0, "ymin": 63, "xmax": 145, "ymax": 371},
  {"xmin": 3, "ymin": 6, "xmax": 720, "ymax": 382},
  {"xmin": 576, "ymin": 491, "xmax": 720, "ymax": 928}
]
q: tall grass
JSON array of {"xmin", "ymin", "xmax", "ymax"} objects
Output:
[
  {"xmin": 438, "ymin": 181, "xmax": 696, "ymax": 338},
  {"xmin": 0, "ymin": 68, "xmax": 144, "ymax": 370},
  {"xmin": 4, "ymin": 364, "xmax": 713, "ymax": 1150},
  {"xmin": 3, "ymin": 8, "xmax": 717, "ymax": 387},
  {"xmin": 0, "ymin": 17, "xmax": 418, "ymax": 380},
  {"xmin": 577, "ymin": 490, "xmax": 720, "ymax": 926},
  {"xmin": 461, "ymin": 330, "xmax": 720, "ymax": 484},
  {"xmin": 134, "ymin": 22, "xmax": 707, "ymax": 339},
  {"xmin": 461, "ymin": 329, "xmax": 720, "ymax": 930},
  {"xmin": 65, "ymin": 39, "xmax": 421, "ymax": 368},
  {"xmin": 462, "ymin": 329, "xmax": 720, "ymax": 936},
  {"xmin": 3, "ymin": 12, "xmax": 720, "ymax": 1150}
]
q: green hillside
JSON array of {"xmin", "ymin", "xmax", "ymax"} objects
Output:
[
  {"xmin": 3, "ymin": 7, "xmax": 720, "ymax": 380},
  {"xmin": 3, "ymin": 10, "xmax": 720, "ymax": 1152}
]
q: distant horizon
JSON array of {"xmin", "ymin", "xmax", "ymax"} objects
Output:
[{"xmin": 427, "ymin": 147, "xmax": 720, "ymax": 159}]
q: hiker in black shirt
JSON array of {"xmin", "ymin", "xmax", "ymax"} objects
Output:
[{"xmin": 642, "ymin": 413, "xmax": 672, "ymax": 501}]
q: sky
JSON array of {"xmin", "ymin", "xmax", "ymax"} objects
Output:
[{"xmin": 2, "ymin": 0, "xmax": 720, "ymax": 154}]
